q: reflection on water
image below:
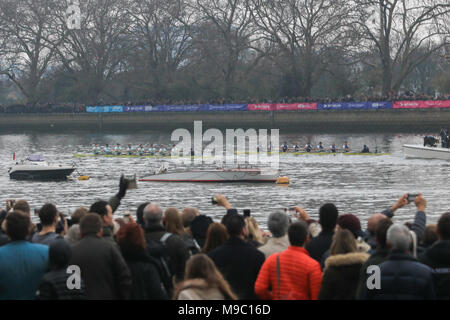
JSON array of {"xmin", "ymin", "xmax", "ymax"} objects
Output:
[{"xmin": 0, "ymin": 132, "xmax": 447, "ymax": 229}]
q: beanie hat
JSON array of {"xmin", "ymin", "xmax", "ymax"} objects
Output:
[
  {"xmin": 49, "ymin": 239, "xmax": 72, "ymax": 269},
  {"xmin": 338, "ymin": 214, "xmax": 362, "ymax": 238},
  {"xmin": 190, "ymin": 215, "xmax": 213, "ymax": 248}
]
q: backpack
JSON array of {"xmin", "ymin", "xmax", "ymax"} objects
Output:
[
  {"xmin": 182, "ymin": 235, "xmax": 201, "ymax": 256},
  {"xmin": 146, "ymin": 232, "xmax": 174, "ymax": 295}
]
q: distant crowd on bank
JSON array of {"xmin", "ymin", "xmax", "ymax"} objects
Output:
[
  {"xmin": 1, "ymin": 92, "xmax": 449, "ymax": 114},
  {"xmin": 0, "ymin": 176, "xmax": 449, "ymax": 300}
]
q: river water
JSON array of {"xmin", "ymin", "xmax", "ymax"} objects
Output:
[{"xmin": 0, "ymin": 132, "xmax": 448, "ymax": 230}]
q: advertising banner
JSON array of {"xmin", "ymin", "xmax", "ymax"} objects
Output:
[
  {"xmin": 248, "ymin": 104, "xmax": 274, "ymax": 111},
  {"xmin": 318, "ymin": 102, "xmax": 392, "ymax": 110},
  {"xmin": 274, "ymin": 103, "xmax": 317, "ymax": 111},
  {"xmin": 86, "ymin": 106, "xmax": 124, "ymax": 112},
  {"xmin": 393, "ymin": 100, "xmax": 450, "ymax": 109}
]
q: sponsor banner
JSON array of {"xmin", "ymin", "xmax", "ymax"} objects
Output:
[
  {"xmin": 157, "ymin": 104, "xmax": 209, "ymax": 112},
  {"xmin": 393, "ymin": 100, "xmax": 450, "ymax": 109},
  {"xmin": 318, "ymin": 101, "xmax": 392, "ymax": 110},
  {"xmin": 206, "ymin": 104, "xmax": 248, "ymax": 111},
  {"xmin": 274, "ymin": 103, "xmax": 317, "ymax": 111},
  {"xmin": 248, "ymin": 104, "xmax": 274, "ymax": 111},
  {"xmin": 86, "ymin": 106, "xmax": 124, "ymax": 112},
  {"xmin": 123, "ymin": 106, "xmax": 151, "ymax": 112}
]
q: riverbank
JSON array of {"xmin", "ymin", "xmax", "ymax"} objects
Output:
[{"xmin": 2, "ymin": 108, "xmax": 450, "ymax": 133}]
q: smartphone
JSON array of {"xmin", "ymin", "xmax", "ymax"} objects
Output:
[
  {"xmin": 243, "ymin": 209, "xmax": 251, "ymax": 217},
  {"xmin": 407, "ymin": 193, "xmax": 419, "ymax": 202}
]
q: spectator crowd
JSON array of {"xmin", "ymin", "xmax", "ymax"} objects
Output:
[
  {"xmin": 1, "ymin": 92, "xmax": 449, "ymax": 114},
  {"xmin": 0, "ymin": 176, "xmax": 449, "ymax": 300}
]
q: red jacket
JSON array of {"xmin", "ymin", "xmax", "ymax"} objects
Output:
[{"xmin": 254, "ymin": 246, "xmax": 322, "ymax": 300}]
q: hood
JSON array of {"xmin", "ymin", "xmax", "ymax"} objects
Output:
[
  {"xmin": 325, "ymin": 252, "xmax": 370, "ymax": 269},
  {"xmin": 426, "ymin": 240, "xmax": 450, "ymax": 264},
  {"xmin": 178, "ymin": 279, "xmax": 225, "ymax": 300},
  {"xmin": 356, "ymin": 237, "xmax": 371, "ymax": 253}
]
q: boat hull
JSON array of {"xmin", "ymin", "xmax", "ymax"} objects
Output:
[
  {"xmin": 139, "ymin": 169, "xmax": 279, "ymax": 183},
  {"xmin": 9, "ymin": 167, "xmax": 75, "ymax": 181},
  {"xmin": 403, "ymin": 144, "xmax": 450, "ymax": 160}
]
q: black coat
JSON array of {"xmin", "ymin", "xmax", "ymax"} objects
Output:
[
  {"xmin": 144, "ymin": 224, "xmax": 190, "ymax": 283},
  {"xmin": 120, "ymin": 246, "xmax": 168, "ymax": 300},
  {"xmin": 305, "ymin": 230, "xmax": 334, "ymax": 263},
  {"xmin": 419, "ymin": 240, "xmax": 450, "ymax": 299},
  {"xmin": 69, "ymin": 234, "xmax": 132, "ymax": 300},
  {"xmin": 365, "ymin": 251, "xmax": 436, "ymax": 300},
  {"xmin": 319, "ymin": 252, "xmax": 369, "ymax": 300},
  {"xmin": 355, "ymin": 248, "xmax": 390, "ymax": 299},
  {"xmin": 208, "ymin": 236, "xmax": 265, "ymax": 300},
  {"xmin": 36, "ymin": 269, "xmax": 87, "ymax": 300}
]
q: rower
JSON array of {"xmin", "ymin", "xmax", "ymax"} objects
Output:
[
  {"xmin": 343, "ymin": 141, "xmax": 350, "ymax": 152},
  {"xmin": 126, "ymin": 144, "xmax": 134, "ymax": 155},
  {"xmin": 103, "ymin": 144, "xmax": 112, "ymax": 155},
  {"xmin": 160, "ymin": 145, "xmax": 167, "ymax": 156},
  {"xmin": 361, "ymin": 145, "xmax": 370, "ymax": 153},
  {"xmin": 293, "ymin": 143, "xmax": 300, "ymax": 152},
  {"xmin": 137, "ymin": 144, "xmax": 145, "ymax": 156},
  {"xmin": 440, "ymin": 128, "xmax": 449, "ymax": 148},
  {"xmin": 281, "ymin": 142, "xmax": 288, "ymax": 153},
  {"xmin": 114, "ymin": 143, "xmax": 122, "ymax": 155},
  {"xmin": 330, "ymin": 143, "xmax": 336, "ymax": 153},
  {"xmin": 317, "ymin": 142, "xmax": 324, "ymax": 152},
  {"xmin": 93, "ymin": 144, "xmax": 100, "ymax": 155},
  {"xmin": 304, "ymin": 143, "xmax": 312, "ymax": 153}
]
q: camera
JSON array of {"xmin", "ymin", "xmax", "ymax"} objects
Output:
[
  {"xmin": 407, "ymin": 193, "xmax": 419, "ymax": 202},
  {"xmin": 211, "ymin": 197, "xmax": 218, "ymax": 205},
  {"xmin": 123, "ymin": 174, "xmax": 137, "ymax": 190},
  {"xmin": 243, "ymin": 209, "xmax": 251, "ymax": 217}
]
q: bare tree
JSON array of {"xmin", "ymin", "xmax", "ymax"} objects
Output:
[
  {"xmin": 353, "ymin": 0, "xmax": 450, "ymax": 96},
  {"xmin": 248, "ymin": 0, "xmax": 355, "ymax": 97},
  {"xmin": 0, "ymin": 0, "xmax": 60, "ymax": 105},
  {"xmin": 48, "ymin": 0, "xmax": 132, "ymax": 103},
  {"xmin": 125, "ymin": 0, "xmax": 193, "ymax": 100},
  {"xmin": 189, "ymin": 0, "xmax": 255, "ymax": 99}
]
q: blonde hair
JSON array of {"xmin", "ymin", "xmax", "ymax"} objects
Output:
[
  {"xmin": 245, "ymin": 217, "xmax": 264, "ymax": 244},
  {"xmin": 330, "ymin": 229, "xmax": 357, "ymax": 255},
  {"xmin": 164, "ymin": 208, "xmax": 186, "ymax": 236}
]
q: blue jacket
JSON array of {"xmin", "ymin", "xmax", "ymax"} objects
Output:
[
  {"xmin": 365, "ymin": 251, "xmax": 435, "ymax": 300},
  {"xmin": 0, "ymin": 241, "xmax": 49, "ymax": 299}
]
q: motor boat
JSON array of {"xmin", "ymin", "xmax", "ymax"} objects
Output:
[
  {"xmin": 403, "ymin": 144, "xmax": 450, "ymax": 161},
  {"xmin": 9, "ymin": 154, "xmax": 76, "ymax": 181},
  {"xmin": 139, "ymin": 164, "xmax": 279, "ymax": 183}
]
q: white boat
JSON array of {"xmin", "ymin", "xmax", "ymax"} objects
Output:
[
  {"xmin": 139, "ymin": 166, "xmax": 279, "ymax": 183},
  {"xmin": 403, "ymin": 144, "xmax": 450, "ymax": 161},
  {"xmin": 9, "ymin": 154, "xmax": 76, "ymax": 181}
]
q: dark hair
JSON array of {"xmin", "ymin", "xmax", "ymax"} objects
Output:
[
  {"xmin": 319, "ymin": 203, "xmax": 338, "ymax": 232},
  {"xmin": 375, "ymin": 218, "xmax": 393, "ymax": 249},
  {"xmin": 288, "ymin": 221, "xmax": 308, "ymax": 247},
  {"xmin": 173, "ymin": 254, "xmax": 237, "ymax": 300},
  {"xmin": 423, "ymin": 225, "xmax": 438, "ymax": 247},
  {"xmin": 136, "ymin": 202, "xmax": 150, "ymax": 227},
  {"xmin": 438, "ymin": 212, "xmax": 450, "ymax": 240},
  {"xmin": 202, "ymin": 223, "xmax": 229, "ymax": 254},
  {"xmin": 38, "ymin": 203, "xmax": 58, "ymax": 226},
  {"xmin": 71, "ymin": 207, "xmax": 88, "ymax": 224},
  {"xmin": 13, "ymin": 200, "xmax": 30, "ymax": 215},
  {"xmin": 224, "ymin": 214, "xmax": 245, "ymax": 237},
  {"xmin": 89, "ymin": 201, "xmax": 109, "ymax": 216},
  {"xmin": 79, "ymin": 213, "xmax": 102, "ymax": 236},
  {"xmin": 6, "ymin": 211, "xmax": 31, "ymax": 241}
]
